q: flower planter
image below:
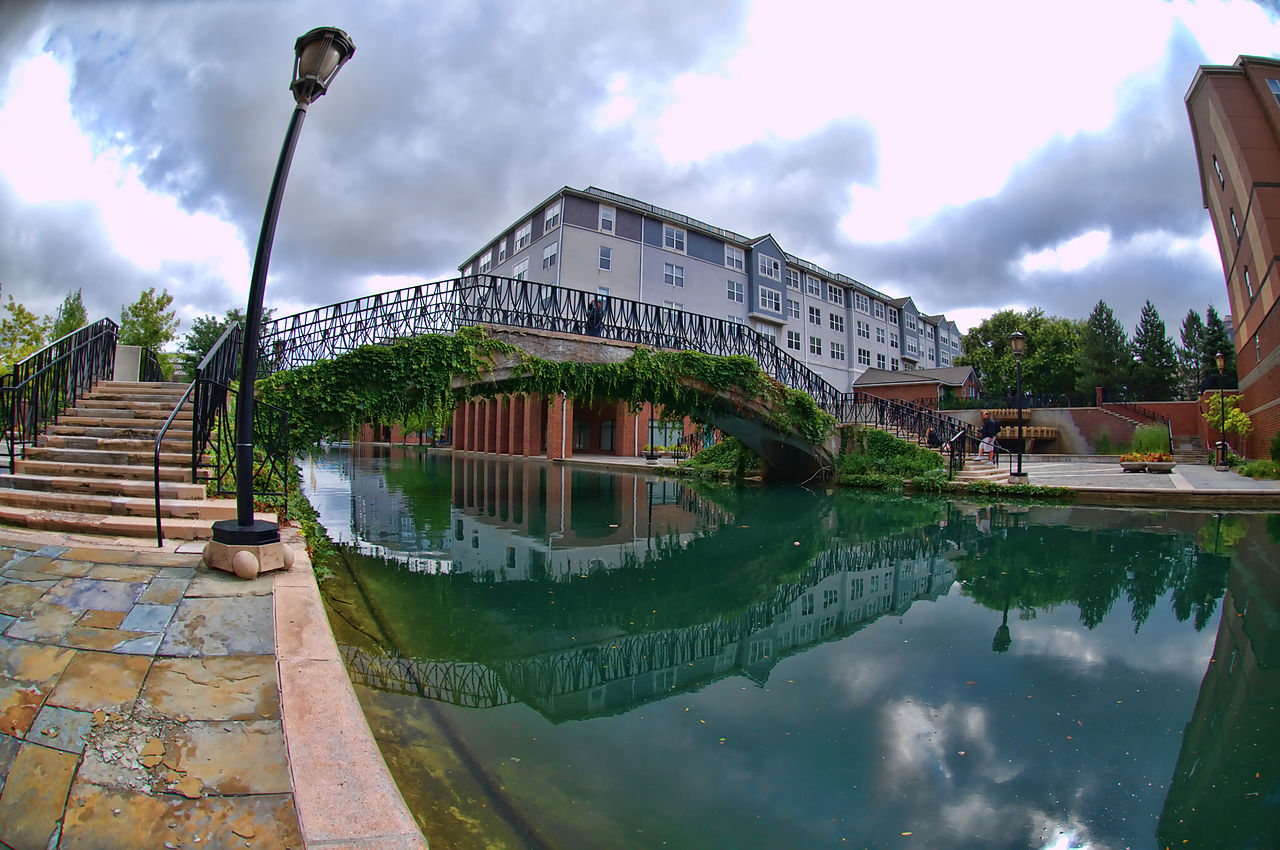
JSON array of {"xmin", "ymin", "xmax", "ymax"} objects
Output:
[
  {"xmin": 1119, "ymin": 461, "xmax": 1176, "ymax": 473},
  {"xmin": 1145, "ymin": 462, "xmax": 1175, "ymax": 473},
  {"xmin": 1120, "ymin": 462, "xmax": 1148, "ymax": 472}
]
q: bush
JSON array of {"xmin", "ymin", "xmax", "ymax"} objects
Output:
[
  {"xmin": 1271, "ymin": 430, "xmax": 1280, "ymax": 464},
  {"xmin": 911, "ymin": 468, "xmax": 950, "ymax": 493},
  {"xmin": 1238, "ymin": 459, "xmax": 1280, "ymax": 479},
  {"xmin": 1131, "ymin": 424, "xmax": 1171, "ymax": 455},
  {"xmin": 679, "ymin": 436, "xmax": 761, "ymax": 477},
  {"xmin": 1093, "ymin": 433, "xmax": 1127, "ymax": 455},
  {"xmin": 837, "ymin": 427, "xmax": 944, "ymax": 482}
]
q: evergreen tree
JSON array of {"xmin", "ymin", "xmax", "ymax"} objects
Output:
[
  {"xmin": 1201, "ymin": 306, "xmax": 1237, "ymax": 390},
  {"xmin": 1075, "ymin": 300, "xmax": 1132, "ymax": 397},
  {"xmin": 49, "ymin": 288, "xmax": 88, "ymax": 341},
  {"xmin": 119, "ymin": 287, "xmax": 180, "ymax": 350},
  {"xmin": 1130, "ymin": 300, "xmax": 1177, "ymax": 400},
  {"xmin": 1177, "ymin": 309, "xmax": 1205, "ymax": 398}
]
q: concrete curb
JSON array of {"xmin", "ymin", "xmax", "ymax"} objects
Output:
[{"xmin": 274, "ymin": 528, "xmax": 428, "ymax": 849}]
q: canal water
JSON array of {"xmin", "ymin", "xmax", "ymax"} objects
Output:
[{"xmin": 303, "ymin": 445, "xmax": 1279, "ymax": 850}]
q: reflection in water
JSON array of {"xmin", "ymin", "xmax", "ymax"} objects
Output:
[{"xmin": 305, "ymin": 447, "xmax": 1277, "ymax": 849}]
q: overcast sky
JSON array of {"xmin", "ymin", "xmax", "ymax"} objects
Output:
[{"xmin": 0, "ymin": 0, "xmax": 1275, "ymax": 343}]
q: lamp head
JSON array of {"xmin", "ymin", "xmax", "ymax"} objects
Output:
[
  {"xmin": 1215, "ymin": 351, "xmax": 1225, "ymax": 373},
  {"xmin": 291, "ymin": 27, "xmax": 355, "ymax": 106},
  {"xmin": 1009, "ymin": 330, "xmax": 1026, "ymax": 359}
]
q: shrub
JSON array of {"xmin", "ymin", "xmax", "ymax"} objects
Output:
[
  {"xmin": 1271, "ymin": 430, "xmax": 1280, "ymax": 464},
  {"xmin": 837, "ymin": 427, "xmax": 943, "ymax": 482},
  {"xmin": 1131, "ymin": 424, "xmax": 1171, "ymax": 455},
  {"xmin": 1093, "ymin": 433, "xmax": 1121, "ymax": 455},
  {"xmin": 680, "ymin": 436, "xmax": 761, "ymax": 477},
  {"xmin": 1238, "ymin": 459, "xmax": 1280, "ymax": 479}
]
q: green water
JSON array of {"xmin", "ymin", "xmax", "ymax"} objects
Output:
[{"xmin": 305, "ymin": 446, "xmax": 1280, "ymax": 850}]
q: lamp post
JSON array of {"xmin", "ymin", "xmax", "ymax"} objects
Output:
[
  {"xmin": 208, "ymin": 27, "xmax": 354, "ymax": 574},
  {"xmin": 1009, "ymin": 331, "xmax": 1027, "ymax": 482},
  {"xmin": 1215, "ymin": 351, "xmax": 1226, "ymax": 469}
]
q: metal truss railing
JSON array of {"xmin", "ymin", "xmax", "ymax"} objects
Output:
[{"xmin": 260, "ymin": 275, "xmax": 969, "ymax": 445}]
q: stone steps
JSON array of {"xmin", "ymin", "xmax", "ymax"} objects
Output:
[
  {"xmin": 956, "ymin": 457, "xmax": 1011, "ymax": 484},
  {"xmin": 11, "ymin": 458, "xmax": 193, "ymax": 482},
  {"xmin": 21, "ymin": 445, "xmax": 191, "ymax": 467},
  {"xmin": 0, "ymin": 505, "xmax": 215, "ymax": 540},
  {"xmin": 0, "ymin": 472, "xmax": 206, "ymax": 500},
  {"xmin": 0, "ymin": 487, "xmax": 236, "ymax": 519}
]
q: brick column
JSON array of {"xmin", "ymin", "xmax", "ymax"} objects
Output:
[
  {"xmin": 615, "ymin": 401, "xmax": 636, "ymax": 457},
  {"xmin": 495, "ymin": 396, "xmax": 510, "ymax": 455},
  {"xmin": 511, "ymin": 395, "xmax": 526, "ymax": 456},
  {"xmin": 546, "ymin": 393, "xmax": 574, "ymax": 459},
  {"xmin": 524, "ymin": 394, "xmax": 544, "ymax": 457}
]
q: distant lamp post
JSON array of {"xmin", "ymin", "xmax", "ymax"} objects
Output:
[
  {"xmin": 1009, "ymin": 331, "xmax": 1027, "ymax": 482},
  {"xmin": 1215, "ymin": 351, "xmax": 1226, "ymax": 469},
  {"xmin": 208, "ymin": 27, "xmax": 355, "ymax": 576}
]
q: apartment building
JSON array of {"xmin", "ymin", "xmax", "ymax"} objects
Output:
[
  {"xmin": 459, "ymin": 186, "xmax": 962, "ymax": 392},
  {"xmin": 1186, "ymin": 55, "xmax": 1280, "ymax": 457}
]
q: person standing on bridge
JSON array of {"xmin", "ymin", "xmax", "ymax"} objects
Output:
[{"xmin": 586, "ymin": 298, "xmax": 605, "ymax": 337}]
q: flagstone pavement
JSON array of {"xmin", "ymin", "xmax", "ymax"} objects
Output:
[{"xmin": 0, "ymin": 529, "xmax": 426, "ymax": 850}]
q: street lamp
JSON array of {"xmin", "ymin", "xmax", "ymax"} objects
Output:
[
  {"xmin": 208, "ymin": 27, "xmax": 355, "ymax": 573},
  {"xmin": 1009, "ymin": 331, "xmax": 1026, "ymax": 482},
  {"xmin": 1215, "ymin": 350, "xmax": 1226, "ymax": 469}
]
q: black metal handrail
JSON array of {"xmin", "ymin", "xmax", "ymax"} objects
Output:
[
  {"xmin": 140, "ymin": 348, "xmax": 165, "ymax": 382},
  {"xmin": 154, "ymin": 380, "xmax": 197, "ymax": 547},
  {"xmin": 1105, "ymin": 399, "xmax": 1170, "ymax": 426},
  {"xmin": 203, "ymin": 380, "xmax": 290, "ymax": 518},
  {"xmin": 2, "ymin": 318, "xmax": 118, "ymax": 473},
  {"xmin": 259, "ymin": 275, "xmax": 972, "ymax": 450}
]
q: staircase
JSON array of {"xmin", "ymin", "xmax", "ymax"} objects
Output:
[
  {"xmin": 1173, "ymin": 435, "xmax": 1206, "ymax": 465},
  {"xmin": 0, "ymin": 381, "xmax": 240, "ymax": 540},
  {"xmin": 954, "ymin": 456, "xmax": 1011, "ymax": 484}
]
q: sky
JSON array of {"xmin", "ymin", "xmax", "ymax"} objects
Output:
[{"xmin": 0, "ymin": 0, "xmax": 1276, "ymax": 346}]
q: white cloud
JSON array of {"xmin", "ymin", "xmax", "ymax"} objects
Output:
[{"xmin": 1019, "ymin": 230, "xmax": 1112, "ymax": 275}]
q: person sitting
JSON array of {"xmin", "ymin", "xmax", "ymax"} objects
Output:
[{"xmin": 586, "ymin": 299, "xmax": 605, "ymax": 336}]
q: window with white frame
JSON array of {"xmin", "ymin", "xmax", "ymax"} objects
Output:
[
  {"xmin": 787, "ymin": 298, "xmax": 800, "ymax": 319},
  {"xmin": 831, "ymin": 342, "xmax": 845, "ymax": 361},
  {"xmin": 886, "ymin": 307, "xmax": 898, "ymax": 324},
  {"xmin": 858, "ymin": 348, "xmax": 871, "ymax": 366},
  {"xmin": 906, "ymin": 339, "xmax": 918, "ymax": 356},
  {"xmin": 1270, "ymin": 78, "xmax": 1280, "ymax": 107},
  {"xmin": 856, "ymin": 319, "xmax": 869, "ymax": 339},
  {"xmin": 663, "ymin": 299, "xmax": 683, "ymax": 312},
  {"xmin": 941, "ymin": 353, "xmax": 950, "ymax": 366},
  {"xmin": 498, "ymin": 240, "xmax": 508, "ymax": 263},
  {"xmin": 828, "ymin": 285, "xmax": 845, "ymax": 306},
  {"xmin": 1245, "ymin": 266, "xmax": 1254, "ymax": 299},
  {"xmin": 877, "ymin": 352, "xmax": 886, "ymax": 369},
  {"xmin": 891, "ymin": 357, "xmax": 899, "ymax": 370},
  {"xmin": 808, "ymin": 305, "xmax": 821, "ymax": 325},
  {"xmin": 787, "ymin": 269, "xmax": 801, "ymax": 290},
  {"xmin": 809, "ymin": 336, "xmax": 822, "ymax": 356},
  {"xmin": 873, "ymin": 301, "xmax": 885, "ymax": 319},
  {"xmin": 905, "ymin": 314, "xmax": 917, "ymax": 332},
  {"xmin": 760, "ymin": 288, "xmax": 781, "ymax": 312},
  {"xmin": 462, "ymin": 264, "xmax": 473, "ymax": 276},
  {"xmin": 727, "ymin": 315, "xmax": 745, "ymax": 326},
  {"xmin": 664, "ymin": 263, "xmax": 684, "ymax": 287},
  {"xmin": 1230, "ymin": 208, "xmax": 1240, "ymax": 240},
  {"xmin": 759, "ymin": 326, "xmax": 777, "ymax": 345},
  {"xmin": 890, "ymin": 332, "xmax": 899, "ymax": 349},
  {"xmin": 1213, "ymin": 154, "xmax": 1224, "ymax": 188},
  {"xmin": 806, "ymin": 275, "xmax": 821, "ymax": 296},
  {"xmin": 786, "ymin": 330, "xmax": 801, "ymax": 350},
  {"xmin": 830, "ymin": 313, "xmax": 845, "ymax": 333},
  {"xmin": 928, "ymin": 348, "xmax": 935, "ymax": 362},
  {"xmin": 725, "ymin": 245, "xmax": 744, "ymax": 270},
  {"xmin": 876, "ymin": 327, "xmax": 885, "ymax": 344},
  {"xmin": 600, "ymin": 205, "xmax": 615, "ymax": 232},
  {"xmin": 759, "ymin": 255, "xmax": 781, "ymax": 279},
  {"xmin": 479, "ymin": 251, "xmax": 492, "ymax": 273},
  {"xmin": 853, "ymin": 292, "xmax": 869, "ymax": 312},
  {"xmin": 664, "ymin": 225, "xmax": 686, "ymax": 252},
  {"xmin": 544, "ymin": 201, "xmax": 561, "ymax": 230},
  {"xmin": 925, "ymin": 324, "xmax": 935, "ymax": 339},
  {"xmin": 516, "ymin": 221, "xmax": 532, "ymax": 250},
  {"xmin": 727, "ymin": 279, "xmax": 744, "ymax": 302},
  {"xmin": 542, "ymin": 243, "xmax": 557, "ymax": 269},
  {"xmin": 513, "ymin": 258, "xmax": 529, "ymax": 280},
  {"xmin": 599, "ymin": 246, "xmax": 612, "ymax": 270}
]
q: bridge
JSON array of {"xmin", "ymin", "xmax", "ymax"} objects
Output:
[{"xmin": 259, "ymin": 275, "xmax": 972, "ymax": 478}]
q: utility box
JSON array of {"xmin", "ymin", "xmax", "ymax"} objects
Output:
[{"xmin": 113, "ymin": 344, "xmax": 143, "ymax": 381}]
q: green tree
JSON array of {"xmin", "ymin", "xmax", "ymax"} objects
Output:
[
  {"xmin": 958, "ymin": 308, "xmax": 1080, "ymax": 397},
  {"xmin": 177, "ymin": 307, "xmax": 271, "ymax": 377},
  {"xmin": 1130, "ymin": 300, "xmax": 1177, "ymax": 400},
  {"xmin": 119, "ymin": 287, "xmax": 180, "ymax": 349},
  {"xmin": 1203, "ymin": 392, "xmax": 1252, "ymax": 454},
  {"xmin": 1201, "ymin": 305, "xmax": 1237, "ymax": 390},
  {"xmin": 1076, "ymin": 300, "xmax": 1131, "ymax": 397},
  {"xmin": 48, "ymin": 288, "xmax": 88, "ymax": 341},
  {"xmin": 0, "ymin": 295, "xmax": 46, "ymax": 370},
  {"xmin": 1024, "ymin": 315, "xmax": 1082, "ymax": 397},
  {"xmin": 1177, "ymin": 309, "xmax": 1205, "ymax": 398}
]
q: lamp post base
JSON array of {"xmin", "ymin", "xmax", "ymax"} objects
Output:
[
  {"xmin": 1008, "ymin": 472, "xmax": 1030, "ymax": 485},
  {"xmin": 206, "ymin": 519, "xmax": 293, "ymax": 581}
]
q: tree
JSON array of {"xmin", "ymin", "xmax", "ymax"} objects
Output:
[
  {"xmin": 1177, "ymin": 309, "xmax": 1205, "ymax": 398},
  {"xmin": 958, "ymin": 308, "xmax": 1081, "ymax": 398},
  {"xmin": 1130, "ymin": 300, "xmax": 1177, "ymax": 400},
  {"xmin": 177, "ymin": 307, "xmax": 270, "ymax": 377},
  {"xmin": 119, "ymin": 287, "xmax": 180, "ymax": 349},
  {"xmin": 48, "ymin": 288, "xmax": 88, "ymax": 341},
  {"xmin": 1076, "ymin": 300, "xmax": 1131, "ymax": 397},
  {"xmin": 0, "ymin": 295, "xmax": 46, "ymax": 370},
  {"xmin": 1202, "ymin": 392, "xmax": 1252, "ymax": 456},
  {"xmin": 1201, "ymin": 305, "xmax": 1237, "ymax": 390}
]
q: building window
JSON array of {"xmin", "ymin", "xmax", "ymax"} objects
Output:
[
  {"xmin": 599, "ymin": 246, "xmax": 612, "ymax": 270},
  {"xmin": 876, "ymin": 327, "xmax": 885, "ymax": 344},
  {"xmin": 787, "ymin": 269, "xmax": 801, "ymax": 290},
  {"xmin": 1213, "ymin": 154, "xmax": 1223, "ymax": 188},
  {"xmin": 727, "ymin": 279, "xmax": 744, "ymax": 302},
  {"xmin": 1269, "ymin": 78, "xmax": 1280, "ymax": 107},
  {"xmin": 856, "ymin": 319, "xmax": 869, "ymax": 339},
  {"xmin": 664, "ymin": 263, "xmax": 684, "ymax": 287},
  {"xmin": 858, "ymin": 348, "xmax": 871, "ymax": 366},
  {"xmin": 787, "ymin": 298, "xmax": 800, "ymax": 319},
  {"xmin": 760, "ymin": 288, "xmax": 781, "ymax": 312},
  {"xmin": 906, "ymin": 339, "xmax": 918, "ymax": 356},
  {"xmin": 513, "ymin": 259, "xmax": 529, "ymax": 280},
  {"xmin": 853, "ymin": 292, "xmax": 869, "ymax": 312},
  {"xmin": 663, "ymin": 299, "xmax": 683, "ymax": 313},
  {"xmin": 928, "ymin": 348, "xmax": 936, "ymax": 362},
  {"xmin": 890, "ymin": 331, "xmax": 899, "ymax": 349},
  {"xmin": 498, "ymin": 240, "xmax": 508, "ymax": 263},
  {"xmin": 823, "ymin": 589, "xmax": 838, "ymax": 608},
  {"xmin": 830, "ymin": 313, "xmax": 845, "ymax": 333},
  {"xmin": 809, "ymin": 336, "xmax": 822, "ymax": 356},
  {"xmin": 479, "ymin": 250, "xmax": 492, "ymax": 273},
  {"xmin": 1230, "ymin": 208, "xmax": 1240, "ymax": 241},
  {"xmin": 542, "ymin": 242, "xmax": 557, "ymax": 269},
  {"xmin": 886, "ymin": 307, "xmax": 898, "ymax": 324},
  {"xmin": 808, "ymin": 305, "xmax": 821, "ymax": 325},
  {"xmin": 874, "ymin": 301, "xmax": 885, "ymax": 320},
  {"xmin": 806, "ymin": 275, "xmax": 821, "ymax": 296},
  {"xmin": 600, "ymin": 206, "xmax": 615, "ymax": 232},
  {"xmin": 786, "ymin": 330, "xmax": 801, "ymax": 351},
  {"xmin": 759, "ymin": 255, "xmax": 781, "ymax": 280},
  {"xmin": 905, "ymin": 314, "xmax": 917, "ymax": 332},
  {"xmin": 516, "ymin": 221, "xmax": 532, "ymax": 250},
  {"xmin": 462, "ymin": 264, "xmax": 472, "ymax": 276},
  {"xmin": 877, "ymin": 353, "xmax": 886, "ymax": 369},
  {"xmin": 544, "ymin": 201, "xmax": 561, "ymax": 230},
  {"xmin": 925, "ymin": 324, "xmax": 935, "ymax": 339},
  {"xmin": 1245, "ymin": 266, "xmax": 1254, "ymax": 299},
  {"xmin": 828, "ymin": 285, "xmax": 845, "ymax": 306},
  {"xmin": 727, "ymin": 315, "xmax": 745, "ymax": 326},
  {"xmin": 801, "ymin": 593, "xmax": 814, "ymax": 616},
  {"xmin": 725, "ymin": 245, "xmax": 744, "ymax": 270},
  {"xmin": 831, "ymin": 342, "xmax": 845, "ymax": 362},
  {"xmin": 664, "ymin": 225, "xmax": 686, "ymax": 252},
  {"xmin": 759, "ymin": 326, "xmax": 777, "ymax": 345}
]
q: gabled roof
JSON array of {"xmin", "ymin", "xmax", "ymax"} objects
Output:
[{"xmin": 853, "ymin": 365, "xmax": 977, "ymax": 388}]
